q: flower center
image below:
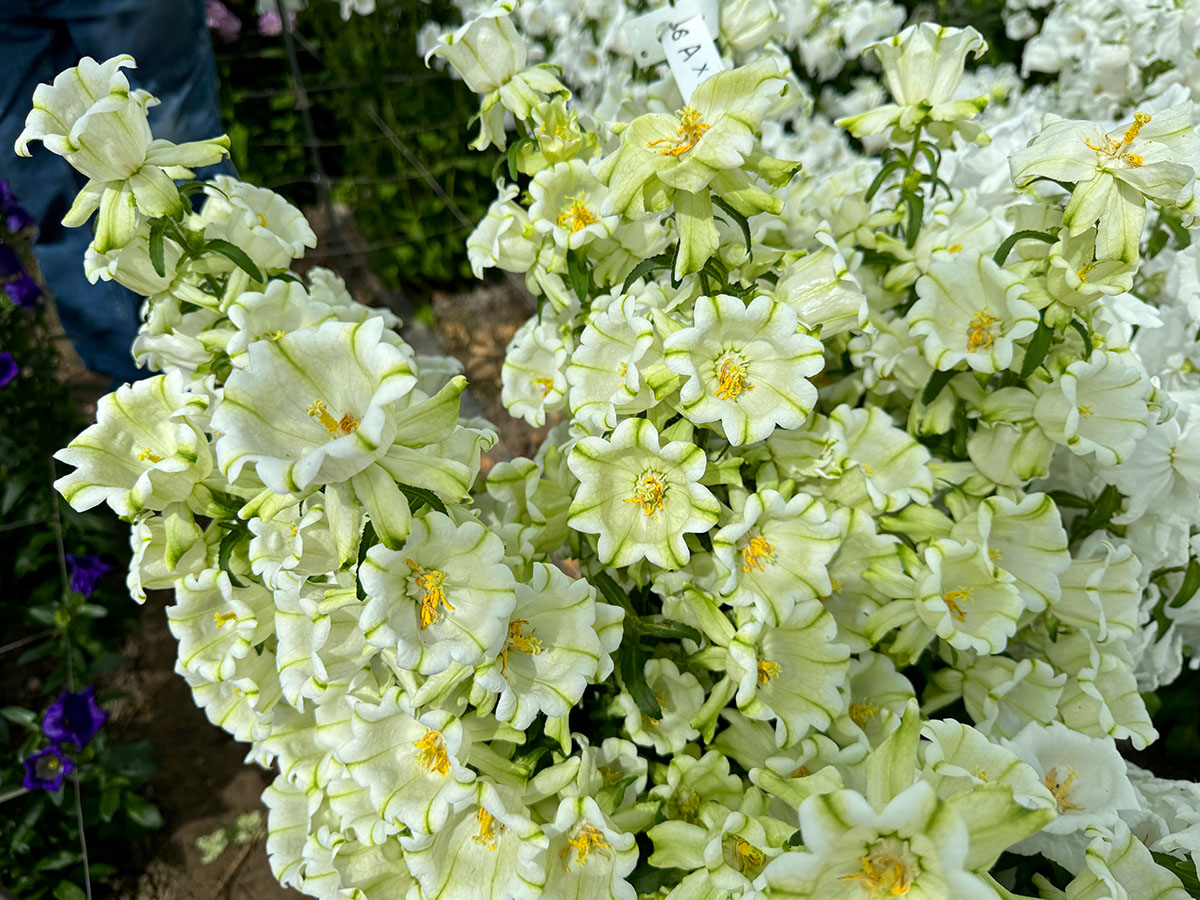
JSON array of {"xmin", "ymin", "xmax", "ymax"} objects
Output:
[
  {"xmin": 716, "ymin": 356, "xmax": 755, "ymax": 401},
  {"xmin": 624, "ymin": 472, "xmax": 667, "ymax": 520},
  {"xmin": 266, "ymin": 329, "xmax": 287, "ymax": 341},
  {"xmin": 474, "ymin": 807, "xmax": 504, "ymax": 849},
  {"xmin": 731, "ymin": 836, "xmax": 766, "ymax": 874},
  {"xmin": 407, "ymin": 559, "xmax": 455, "ymax": 629},
  {"xmin": 1076, "ymin": 260, "xmax": 1097, "ymax": 283},
  {"xmin": 531, "ymin": 376, "xmax": 555, "ymax": 397},
  {"xmin": 840, "ymin": 854, "xmax": 914, "ymax": 896},
  {"xmin": 966, "ymin": 312, "xmax": 998, "ymax": 353},
  {"xmin": 1076, "ymin": 404, "xmax": 1093, "ymax": 417},
  {"xmin": 790, "ymin": 765, "xmax": 811, "ymax": 778},
  {"xmin": 1043, "ymin": 766, "xmax": 1081, "ymax": 813},
  {"xmin": 501, "ymin": 618, "xmax": 543, "ymax": 673},
  {"xmin": 598, "ymin": 764, "xmax": 625, "ymax": 786},
  {"xmin": 413, "ymin": 728, "xmax": 450, "ymax": 776},
  {"xmin": 556, "ymin": 191, "xmax": 600, "ymax": 233},
  {"xmin": 942, "ymin": 587, "xmax": 971, "ymax": 621},
  {"xmin": 561, "ymin": 823, "xmax": 611, "ymax": 871},
  {"xmin": 741, "ymin": 535, "xmax": 775, "ymax": 572},
  {"xmin": 1084, "ymin": 111, "xmax": 1150, "ymax": 168},
  {"xmin": 757, "ymin": 658, "xmax": 782, "ymax": 684},
  {"xmin": 254, "ymin": 212, "xmax": 269, "ymax": 228},
  {"xmin": 213, "ymin": 610, "xmax": 239, "ymax": 627},
  {"xmin": 306, "ymin": 399, "xmax": 360, "ymax": 437},
  {"xmin": 137, "ymin": 448, "xmax": 165, "ymax": 463},
  {"xmin": 849, "ymin": 701, "xmax": 880, "ymax": 728},
  {"xmin": 648, "ymin": 106, "xmax": 711, "ymax": 156}
]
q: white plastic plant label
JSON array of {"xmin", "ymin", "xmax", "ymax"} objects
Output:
[
  {"xmin": 624, "ymin": 0, "xmax": 719, "ymax": 66},
  {"xmin": 660, "ymin": 14, "xmax": 724, "ymax": 103}
]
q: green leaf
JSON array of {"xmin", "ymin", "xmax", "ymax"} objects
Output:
[
  {"xmin": 1068, "ymin": 318, "xmax": 1093, "ymax": 357},
  {"xmin": 711, "ymin": 193, "xmax": 752, "ymax": 259},
  {"xmin": 396, "ymin": 482, "xmax": 447, "ymax": 516},
  {"xmin": 217, "ymin": 526, "xmax": 248, "ymax": 588},
  {"xmin": 619, "ymin": 641, "xmax": 662, "ymax": 721},
  {"xmin": 902, "ymin": 190, "xmax": 924, "ymax": 249},
  {"xmin": 0, "ymin": 706, "xmax": 37, "ymax": 729},
  {"xmin": 100, "ymin": 786, "xmax": 121, "ymax": 822},
  {"xmin": 622, "ymin": 250, "xmax": 675, "ymax": 293},
  {"xmin": 1169, "ymin": 557, "xmax": 1200, "ymax": 609},
  {"xmin": 1019, "ymin": 315, "xmax": 1054, "ymax": 379},
  {"xmin": 148, "ymin": 219, "xmax": 167, "ymax": 278},
  {"xmin": 123, "ymin": 792, "xmax": 164, "ymax": 830},
  {"xmin": 356, "ymin": 521, "xmax": 378, "ymax": 601},
  {"xmin": 992, "ymin": 229, "xmax": 1057, "ymax": 266},
  {"xmin": 566, "ymin": 247, "xmax": 591, "ymax": 304},
  {"xmin": 920, "ymin": 368, "xmax": 956, "ymax": 406},
  {"xmin": 1047, "ymin": 491, "xmax": 1091, "ymax": 509},
  {"xmin": 864, "ymin": 158, "xmax": 909, "ymax": 201},
  {"xmin": 53, "ymin": 880, "xmax": 86, "ymax": 900},
  {"xmin": 593, "ymin": 570, "xmax": 637, "ymax": 619},
  {"xmin": 204, "ymin": 238, "xmax": 264, "ymax": 282},
  {"xmin": 637, "ymin": 617, "xmax": 702, "ymax": 644}
]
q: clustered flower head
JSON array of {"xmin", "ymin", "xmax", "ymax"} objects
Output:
[{"xmin": 34, "ymin": 2, "xmax": 1200, "ymax": 898}]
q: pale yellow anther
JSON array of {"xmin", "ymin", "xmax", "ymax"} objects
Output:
[
  {"xmin": 254, "ymin": 212, "xmax": 269, "ymax": 228},
  {"xmin": 556, "ymin": 191, "xmax": 600, "ymax": 233},
  {"xmin": 531, "ymin": 376, "xmax": 555, "ymax": 398},
  {"xmin": 757, "ymin": 658, "xmax": 782, "ymax": 685},
  {"xmin": 1076, "ymin": 404, "xmax": 1094, "ymax": 417},
  {"xmin": 137, "ymin": 448, "xmax": 165, "ymax": 463},
  {"xmin": 716, "ymin": 357, "xmax": 754, "ymax": 401},
  {"xmin": 742, "ymin": 535, "xmax": 775, "ymax": 573},
  {"xmin": 1044, "ymin": 766, "xmax": 1081, "ymax": 813},
  {"xmin": 943, "ymin": 587, "xmax": 971, "ymax": 621},
  {"xmin": 840, "ymin": 853, "xmax": 913, "ymax": 895},
  {"xmin": 213, "ymin": 610, "xmax": 239, "ymax": 627},
  {"xmin": 648, "ymin": 106, "xmax": 711, "ymax": 156},
  {"xmin": 474, "ymin": 807, "xmax": 504, "ymax": 849},
  {"xmin": 849, "ymin": 702, "xmax": 880, "ymax": 729},
  {"xmin": 624, "ymin": 472, "xmax": 667, "ymax": 519},
  {"xmin": 501, "ymin": 618, "xmax": 543, "ymax": 674},
  {"xmin": 413, "ymin": 728, "xmax": 451, "ymax": 776},
  {"xmin": 1085, "ymin": 111, "xmax": 1150, "ymax": 168},
  {"xmin": 967, "ymin": 311, "xmax": 998, "ymax": 353},
  {"xmin": 407, "ymin": 559, "xmax": 454, "ymax": 629},
  {"xmin": 1076, "ymin": 261, "xmax": 1097, "ymax": 283},
  {"xmin": 561, "ymin": 823, "xmax": 611, "ymax": 871},
  {"xmin": 306, "ymin": 399, "xmax": 360, "ymax": 437},
  {"xmin": 733, "ymin": 837, "xmax": 766, "ymax": 874},
  {"xmin": 266, "ymin": 329, "xmax": 287, "ymax": 341}
]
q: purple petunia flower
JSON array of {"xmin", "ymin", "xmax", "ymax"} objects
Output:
[
  {"xmin": 4, "ymin": 274, "xmax": 41, "ymax": 309},
  {"xmin": 65, "ymin": 554, "xmax": 113, "ymax": 597},
  {"xmin": 0, "ymin": 352, "xmax": 16, "ymax": 388},
  {"xmin": 42, "ymin": 686, "xmax": 109, "ymax": 749},
  {"xmin": 22, "ymin": 744, "xmax": 76, "ymax": 791}
]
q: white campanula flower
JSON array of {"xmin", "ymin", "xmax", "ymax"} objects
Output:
[
  {"xmin": 273, "ymin": 583, "xmax": 370, "ymax": 711},
  {"xmin": 334, "ymin": 690, "xmax": 476, "ymax": 835},
  {"xmin": 467, "ymin": 182, "xmax": 539, "ymax": 278},
  {"xmin": 1052, "ymin": 539, "xmax": 1142, "ymax": 644},
  {"xmin": 907, "ymin": 252, "xmax": 1039, "ymax": 374},
  {"xmin": 1044, "ymin": 227, "xmax": 1136, "ymax": 314},
  {"xmin": 15, "ymin": 55, "xmax": 229, "ymax": 252},
  {"xmin": 539, "ymin": 797, "xmax": 637, "ymax": 900},
  {"xmin": 760, "ymin": 781, "xmax": 998, "ymax": 900},
  {"xmin": 1061, "ymin": 821, "xmax": 1193, "ymax": 900},
  {"xmin": 726, "ymin": 601, "xmax": 850, "ymax": 747},
  {"xmin": 567, "ymin": 418, "xmax": 719, "ymax": 569},
  {"xmin": 201, "ymin": 176, "xmax": 317, "ymax": 274},
  {"xmin": 1010, "ymin": 103, "xmax": 1200, "ymax": 262},
  {"xmin": 823, "ymin": 404, "xmax": 935, "ymax": 513},
  {"xmin": 225, "ymin": 279, "xmax": 338, "ymax": 361},
  {"xmin": 127, "ymin": 509, "xmax": 217, "ymax": 604},
  {"xmin": 920, "ymin": 720, "xmax": 1057, "ymax": 813},
  {"xmin": 359, "ymin": 511, "xmax": 517, "ymax": 675},
  {"xmin": 520, "ymin": 96, "xmax": 599, "ymax": 174},
  {"xmin": 647, "ymin": 750, "xmax": 745, "ymax": 823},
  {"xmin": 167, "ymin": 568, "xmax": 273, "ymax": 683},
  {"xmin": 826, "ymin": 651, "xmax": 915, "ymax": 750},
  {"xmin": 212, "ymin": 317, "xmax": 417, "ymax": 494},
  {"xmin": 663, "ymin": 294, "xmax": 825, "ymax": 446},
  {"xmin": 54, "ymin": 370, "xmax": 213, "ymax": 517},
  {"xmin": 915, "ymin": 538, "xmax": 1023, "ymax": 655},
  {"xmin": 648, "ymin": 806, "xmax": 786, "ymax": 896},
  {"xmin": 1032, "ymin": 349, "xmax": 1152, "ymax": 466},
  {"xmin": 1110, "ymin": 410, "xmax": 1200, "ymax": 525},
  {"xmin": 712, "ymin": 489, "xmax": 840, "ymax": 625},
  {"xmin": 401, "ymin": 781, "xmax": 546, "ymax": 900},
  {"xmin": 500, "ymin": 315, "xmax": 569, "ymax": 427},
  {"xmin": 474, "ymin": 562, "xmax": 610, "ymax": 729},
  {"xmin": 529, "ymin": 159, "xmax": 618, "ymax": 251},
  {"xmin": 565, "ymin": 294, "xmax": 657, "ymax": 433},
  {"xmin": 837, "ymin": 23, "xmax": 990, "ymax": 146},
  {"xmin": 246, "ymin": 501, "xmax": 337, "ymax": 590},
  {"xmin": 614, "ymin": 658, "xmax": 704, "ymax": 755},
  {"xmin": 951, "ymin": 655, "xmax": 1065, "ymax": 741}
]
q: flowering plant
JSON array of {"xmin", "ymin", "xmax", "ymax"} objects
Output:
[{"xmin": 27, "ymin": 2, "xmax": 1200, "ymax": 899}]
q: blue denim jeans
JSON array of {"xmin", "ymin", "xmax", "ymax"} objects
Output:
[{"xmin": 0, "ymin": 0, "xmax": 227, "ymax": 382}]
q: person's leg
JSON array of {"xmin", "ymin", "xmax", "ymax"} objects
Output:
[{"xmin": 0, "ymin": 4, "xmax": 145, "ymax": 383}]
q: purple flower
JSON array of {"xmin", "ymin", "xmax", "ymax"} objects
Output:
[
  {"xmin": 22, "ymin": 744, "xmax": 76, "ymax": 791},
  {"xmin": 258, "ymin": 10, "xmax": 283, "ymax": 35},
  {"xmin": 0, "ymin": 245, "xmax": 21, "ymax": 277},
  {"xmin": 65, "ymin": 554, "xmax": 113, "ymax": 597},
  {"xmin": 0, "ymin": 352, "xmax": 16, "ymax": 388},
  {"xmin": 0, "ymin": 180, "xmax": 34, "ymax": 235},
  {"xmin": 4, "ymin": 274, "xmax": 41, "ymax": 309},
  {"xmin": 42, "ymin": 686, "xmax": 109, "ymax": 749},
  {"xmin": 206, "ymin": 0, "xmax": 243, "ymax": 41}
]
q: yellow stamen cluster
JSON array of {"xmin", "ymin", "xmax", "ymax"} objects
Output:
[
  {"xmin": 790, "ymin": 765, "xmax": 812, "ymax": 779},
  {"xmin": 716, "ymin": 357, "xmax": 755, "ymax": 401},
  {"xmin": 849, "ymin": 702, "xmax": 880, "ymax": 729},
  {"xmin": 942, "ymin": 587, "xmax": 972, "ymax": 621},
  {"xmin": 213, "ymin": 610, "xmax": 239, "ymax": 627},
  {"xmin": 840, "ymin": 854, "xmax": 913, "ymax": 896},
  {"xmin": 266, "ymin": 329, "xmax": 287, "ymax": 341},
  {"xmin": 413, "ymin": 728, "xmax": 451, "ymax": 776},
  {"xmin": 1076, "ymin": 404, "xmax": 1094, "ymax": 417},
  {"xmin": 137, "ymin": 448, "xmax": 165, "ymax": 463},
  {"xmin": 732, "ymin": 837, "xmax": 766, "ymax": 874},
  {"xmin": 561, "ymin": 823, "xmax": 611, "ymax": 871},
  {"xmin": 501, "ymin": 619, "xmax": 543, "ymax": 673},
  {"xmin": 757, "ymin": 658, "xmax": 782, "ymax": 685},
  {"xmin": 254, "ymin": 212, "xmax": 269, "ymax": 228},
  {"xmin": 474, "ymin": 807, "xmax": 504, "ymax": 849},
  {"xmin": 966, "ymin": 311, "xmax": 998, "ymax": 353},
  {"xmin": 624, "ymin": 472, "xmax": 667, "ymax": 519},
  {"xmin": 648, "ymin": 106, "xmax": 711, "ymax": 156},
  {"xmin": 306, "ymin": 399, "xmax": 360, "ymax": 437},
  {"xmin": 530, "ymin": 376, "xmax": 555, "ymax": 398},
  {"xmin": 556, "ymin": 191, "xmax": 600, "ymax": 233},
  {"xmin": 742, "ymin": 535, "xmax": 775, "ymax": 573},
  {"xmin": 1044, "ymin": 766, "xmax": 1081, "ymax": 813},
  {"xmin": 407, "ymin": 559, "xmax": 454, "ymax": 629},
  {"xmin": 1076, "ymin": 260, "xmax": 1097, "ymax": 284},
  {"xmin": 1085, "ymin": 111, "xmax": 1151, "ymax": 168}
]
